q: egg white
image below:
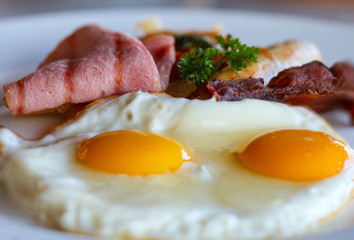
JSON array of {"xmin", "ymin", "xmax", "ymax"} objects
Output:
[
  {"xmin": 42, "ymin": 91, "xmax": 343, "ymax": 151},
  {"xmin": 0, "ymin": 92, "xmax": 353, "ymax": 240}
]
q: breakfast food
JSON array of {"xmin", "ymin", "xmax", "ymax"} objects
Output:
[
  {"xmin": 142, "ymin": 34, "xmax": 176, "ymax": 90},
  {"xmin": 0, "ymin": 92, "xmax": 353, "ymax": 240},
  {"xmin": 212, "ymin": 39, "xmax": 322, "ymax": 84},
  {"xmin": 207, "ymin": 61, "xmax": 354, "ymax": 113},
  {"xmin": 3, "ymin": 24, "xmax": 354, "ymax": 119},
  {"xmin": 3, "ymin": 25, "xmax": 175, "ymax": 115},
  {"xmin": 0, "ymin": 22, "xmax": 354, "ymax": 240}
]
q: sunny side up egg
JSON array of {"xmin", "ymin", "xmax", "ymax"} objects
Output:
[{"xmin": 0, "ymin": 91, "xmax": 353, "ymax": 240}]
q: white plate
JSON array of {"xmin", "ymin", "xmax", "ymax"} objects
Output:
[{"xmin": 0, "ymin": 8, "xmax": 353, "ymax": 240}]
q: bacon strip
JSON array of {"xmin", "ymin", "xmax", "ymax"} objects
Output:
[
  {"xmin": 206, "ymin": 78, "xmax": 276, "ymax": 102},
  {"xmin": 3, "ymin": 25, "xmax": 167, "ymax": 115},
  {"xmin": 268, "ymin": 61, "xmax": 346, "ymax": 112},
  {"xmin": 207, "ymin": 61, "xmax": 354, "ymax": 116},
  {"xmin": 330, "ymin": 62, "xmax": 354, "ymax": 90},
  {"xmin": 330, "ymin": 62, "xmax": 354, "ymax": 121}
]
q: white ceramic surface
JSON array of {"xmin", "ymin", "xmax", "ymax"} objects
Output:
[{"xmin": 0, "ymin": 8, "xmax": 353, "ymax": 240}]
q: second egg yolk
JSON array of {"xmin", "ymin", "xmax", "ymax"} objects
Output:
[
  {"xmin": 77, "ymin": 130, "xmax": 192, "ymax": 176},
  {"xmin": 238, "ymin": 129, "xmax": 349, "ymax": 181}
]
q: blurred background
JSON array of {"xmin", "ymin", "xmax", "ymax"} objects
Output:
[{"xmin": 0, "ymin": 0, "xmax": 353, "ymax": 23}]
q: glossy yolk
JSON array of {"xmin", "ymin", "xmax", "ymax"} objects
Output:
[
  {"xmin": 77, "ymin": 130, "xmax": 191, "ymax": 175},
  {"xmin": 239, "ymin": 129, "xmax": 349, "ymax": 181}
]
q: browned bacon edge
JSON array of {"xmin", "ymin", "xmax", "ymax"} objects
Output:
[{"xmin": 206, "ymin": 61, "xmax": 354, "ymax": 122}]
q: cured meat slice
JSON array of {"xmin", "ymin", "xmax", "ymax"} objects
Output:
[
  {"xmin": 3, "ymin": 25, "xmax": 163, "ymax": 115},
  {"xmin": 207, "ymin": 61, "xmax": 354, "ymax": 115},
  {"xmin": 268, "ymin": 61, "xmax": 345, "ymax": 112},
  {"xmin": 268, "ymin": 61, "xmax": 338, "ymax": 91},
  {"xmin": 330, "ymin": 62, "xmax": 354, "ymax": 90},
  {"xmin": 206, "ymin": 78, "xmax": 276, "ymax": 102},
  {"xmin": 142, "ymin": 34, "xmax": 175, "ymax": 91}
]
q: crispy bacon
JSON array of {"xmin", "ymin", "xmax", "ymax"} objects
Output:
[
  {"xmin": 330, "ymin": 62, "xmax": 354, "ymax": 90},
  {"xmin": 268, "ymin": 61, "xmax": 338, "ymax": 91},
  {"xmin": 268, "ymin": 61, "xmax": 346, "ymax": 112},
  {"xmin": 206, "ymin": 78, "xmax": 276, "ymax": 102},
  {"xmin": 207, "ymin": 61, "xmax": 354, "ymax": 119}
]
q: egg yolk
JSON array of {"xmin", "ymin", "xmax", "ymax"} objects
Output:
[
  {"xmin": 77, "ymin": 130, "xmax": 191, "ymax": 175},
  {"xmin": 239, "ymin": 129, "xmax": 349, "ymax": 181}
]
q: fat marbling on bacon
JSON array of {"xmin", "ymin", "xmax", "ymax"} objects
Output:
[{"xmin": 3, "ymin": 25, "xmax": 175, "ymax": 115}]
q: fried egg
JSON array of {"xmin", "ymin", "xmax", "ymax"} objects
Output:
[{"xmin": 0, "ymin": 92, "xmax": 353, "ymax": 240}]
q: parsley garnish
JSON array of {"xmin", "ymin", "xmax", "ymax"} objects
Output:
[
  {"xmin": 177, "ymin": 34, "xmax": 260, "ymax": 85},
  {"xmin": 177, "ymin": 47, "xmax": 221, "ymax": 85}
]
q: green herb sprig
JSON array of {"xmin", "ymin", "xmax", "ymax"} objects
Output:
[{"xmin": 177, "ymin": 34, "xmax": 260, "ymax": 85}]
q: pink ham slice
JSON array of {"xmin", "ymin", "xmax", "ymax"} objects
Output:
[
  {"xmin": 142, "ymin": 34, "xmax": 175, "ymax": 91},
  {"xmin": 3, "ymin": 24, "xmax": 173, "ymax": 115}
]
